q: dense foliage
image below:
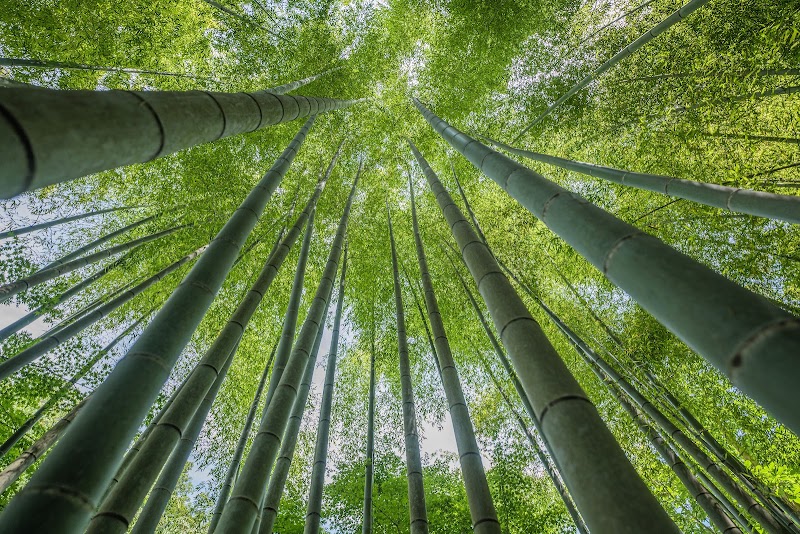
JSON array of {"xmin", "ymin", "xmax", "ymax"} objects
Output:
[{"xmin": 1, "ymin": 0, "xmax": 799, "ymax": 532}]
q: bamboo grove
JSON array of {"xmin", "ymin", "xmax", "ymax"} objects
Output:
[{"xmin": 1, "ymin": 0, "xmax": 799, "ymax": 532}]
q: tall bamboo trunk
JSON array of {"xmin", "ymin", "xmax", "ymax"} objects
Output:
[
  {"xmin": 389, "ymin": 199, "xmax": 429, "ymax": 534},
  {"xmin": 0, "ymin": 245, "xmax": 204, "ymax": 381},
  {"xmin": 36, "ymin": 214, "xmax": 157, "ymax": 273},
  {"xmin": 266, "ymin": 67, "xmax": 342, "ymax": 95},
  {"xmin": 0, "ymin": 82, "xmax": 363, "ymax": 197},
  {"xmin": 361, "ymin": 327, "xmax": 376, "ymax": 534},
  {"xmin": 0, "ymin": 395, "xmax": 90, "ymax": 493},
  {"xmin": 263, "ymin": 142, "xmax": 344, "ymax": 410},
  {"xmin": 415, "ymin": 99, "xmax": 800, "ymax": 435},
  {"xmin": 207, "ymin": 341, "xmax": 279, "ymax": 534},
  {"xmin": 0, "ymin": 57, "xmax": 214, "ymax": 81},
  {"xmin": 0, "ymin": 223, "xmax": 184, "ymax": 304},
  {"xmin": 214, "ymin": 168, "xmax": 359, "ymax": 534},
  {"xmin": 0, "ymin": 205, "xmax": 137, "ymax": 240},
  {"xmin": 406, "ymin": 190, "xmax": 500, "ymax": 533},
  {"xmin": 258, "ymin": 288, "xmax": 334, "ymax": 534},
  {"xmin": 0, "ymin": 253, "xmax": 130, "ymax": 342},
  {"xmin": 442, "ymin": 246, "xmax": 586, "ymax": 533},
  {"xmin": 513, "ymin": 0, "xmax": 711, "ymax": 139},
  {"xmin": 90, "ymin": 177, "xmax": 327, "ymax": 534},
  {"xmin": 304, "ymin": 245, "xmax": 348, "ymax": 534},
  {"xmin": 486, "ymin": 137, "xmax": 800, "ymax": 224},
  {"xmin": 480, "ymin": 359, "xmax": 587, "ymax": 534},
  {"xmin": 537, "ymin": 297, "xmax": 789, "ymax": 534},
  {"xmin": 0, "ymin": 312, "xmax": 150, "ymax": 458},
  {"xmin": 0, "ymin": 119, "xmax": 314, "ymax": 533},
  {"xmin": 408, "ymin": 137, "xmax": 678, "ymax": 533},
  {"xmin": 130, "ymin": 341, "xmax": 240, "ymax": 533}
]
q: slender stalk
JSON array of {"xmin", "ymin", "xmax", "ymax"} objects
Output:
[
  {"xmin": 208, "ymin": 342, "xmax": 278, "ymax": 534},
  {"xmin": 0, "ymin": 57, "xmax": 214, "ymax": 81},
  {"xmin": 0, "ymin": 83, "xmax": 364, "ymax": 197},
  {"xmin": 579, "ymin": 0, "xmax": 659, "ymax": 44},
  {"xmin": 513, "ymin": 0, "xmax": 711, "ymax": 140},
  {"xmin": 0, "ymin": 253, "xmax": 130, "ymax": 342},
  {"xmin": 408, "ymin": 136, "xmax": 678, "ymax": 533},
  {"xmin": 0, "ymin": 206, "xmax": 137, "ymax": 240},
  {"xmin": 618, "ymin": 67, "xmax": 800, "ymax": 83},
  {"xmin": 263, "ymin": 142, "xmax": 344, "ymax": 410},
  {"xmin": 0, "ymin": 224, "xmax": 184, "ymax": 304},
  {"xmin": 416, "ymin": 99, "xmax": 800, "ymax": 435},
  {"xmin": 258, "ymin": 288, "xmax": 334, "ymax": 534},
  {"xmin": 36, "ymin": 214, "xmax": 157, "ymax": 273},
  {"xmin": 362, "ymin": 315, "xmax": 376, "ymax": 534},
  {"xmin": 199, "ymin": 0, "xmax": 288, "ymax": 43},
  {"xmin": 0, "ymin": 395, "xmax": 90, "ymax": 494},
  {"xmin": 407, "ymin": 194, "xmax": 500, "ymax": 533},
  {"xmin": 0, "ymin": 312, "xmax": 150, "ymax": 458},
  {"xmin": 215, "ymin": 167, "xmax": 359, "ymax": 534},
  {"xmin": 0, "ymin": 120, "xmax": 314, "ymax": 532},
  {"xmin": 537, "ymin": 298, "xmax": 788, "ymax": 534},
  {"xmin": 90, "ymin": 178, "xmax": 327, "ymax": 534},
  {"xmin": 391, "ymin": 198, "xmax": 429, "ymax": 534},
  {"xmin": 304, "ymin": 244, "xmax": 348, "ymax": 534},
  {"xmin": 130, "ymin": 342, "xmax": 239, "ymax": 533},
  {"xmin": 486, "ymin": 136, "xmax": 800, "ymax": 224},
  {"xmin": 0, "ymin": 246, "xmax": 203, "ymax": 381},
  {"xmin": 266, "ymin": 67, "xmax": 342, "ymax": 95},
  {"xmin": 610, "ymin": 382, "xmax": 742, "ymax": 534}
]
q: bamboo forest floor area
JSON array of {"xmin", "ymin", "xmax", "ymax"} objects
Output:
[{"xmin": 1, "ymin": 0, "xmax": 800, "ymax": 532}]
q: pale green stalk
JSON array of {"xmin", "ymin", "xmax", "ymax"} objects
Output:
[
  {"xmin": 0, "ymin": 246, "xmax": 204, "ymax": 380},
  {"xmin": 407, "ymin": 192, "xmax": 500, "ymax": 533},
  {"xmin": 266, "ymin": 67, "xmax": 342, "ymax": 95},
  {"xmin": 408, "ymin": 135, "xmax": 678, "ymax": 533},
  {"xmin": 361, "ymin": 327, "xmax": 376, "ymax": 534},
  {"xmin": 486, "ymin": 137, "xmax": 800, "ymax": 224},
  {"xmin": 390, "ymin": 196, "xmax": 429, "ymax": 534},
  {"xmin": 304, "ymin": 244, "xmax": 348, "ymax": 534},
  {"xmin": 0, "ymin": 206, "xmax": 137, "ymax": 240},
  {"xmin": 0, "ymin": 224, "xmax": 184, "ymax": 303},
  {"xmin": 513, "ymin": 0, "xmax": 711, "ymax": 140}
]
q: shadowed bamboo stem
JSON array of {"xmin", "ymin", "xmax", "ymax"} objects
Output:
[
  {"xmin": 0, "ymin": 57, "xmax": 215, "ymax": 81},
  {"xmin": 215, "ymin": 167, "xmax": 359, "ymax": 534},
  {"xmin": 258, "ymin": 288, "xmax": 334, "ymax": 534},
  {"xmin": 0, "ymin": 119, "xmax": 314, "ymax": 533},
  {"xmin": 0, "ymin": 312, "xmax": 151, "ymax": 458},
  {"xmin": 0, "ymin": 82, "xmax": 364, "ymax": 197},
  {"xmin": 90, "ymin": 178, "xmax": 327, "ymax": 534},
  {"xmin": 361, "ymin": 319, "xmax": 376, "ymax": 534},
  {"xmin": 0, "ymin": 246, "xmax": 204, "ymax": 381},
  {"xmin": 415, "ymin": 99, "xmax": 800, "ymax": 435},
  {"xmin": 0, "ymin": 205, "xmax": 138, "ymax": 240}
]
